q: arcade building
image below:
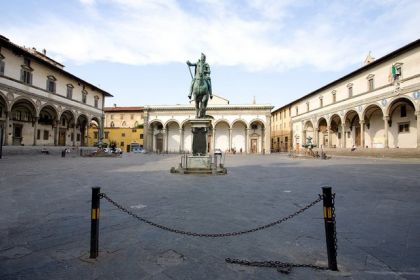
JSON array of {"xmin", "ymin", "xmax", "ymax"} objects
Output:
[{"xmin": 0, "ymin": 35, "xmax": 112, "ymax": 147}]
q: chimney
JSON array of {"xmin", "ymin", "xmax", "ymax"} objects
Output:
[
  {"xmin": 42, "ymin": 49, "xmax": 47, "ymax": 55},
  {"xmin": 113, "ymin": 103, "xmax": 117, "ymax": 108}
]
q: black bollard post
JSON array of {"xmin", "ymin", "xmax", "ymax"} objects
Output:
[
  {"xmin": 90, "ymin": 187, "xmax": 101, "ymax": 258},
  {"xmin": 322, "ymin": 186, "xmax": 338, "ymax": 271}
]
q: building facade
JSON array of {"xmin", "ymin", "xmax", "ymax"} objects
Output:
[
  {"xmin": 144, "ymin": 96, "xmax": 273, "ymax": 154},
  {"xmin": 290, "ymin": 39, "xmax": 420, "ymax": 149},
  {"xmin": 89, "ymin": 106, "xmax": 144, "ymax": 151},
  {"xmin": 0, "ymin": 35, "xmax": 112, "ymax": 147},
  {"xmin": 270, "ymin": 105, "xmax": 292, "ymax": 152}
]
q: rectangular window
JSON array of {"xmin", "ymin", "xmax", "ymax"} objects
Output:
[
  {"xmin": 295, "ymin": 106, "xmax": 298, "ymax": 115},
  {"xmin": 82, "ymin": 93, "xmax": 87, "ymax": 104},
  {"xmin": 37, "ymin": 129, "xmax": 41, "ymax": 140},
  {"xmin": 332, "ymin": 93, "xmax": 336, "ymax": 103},
  {"xmin": 71, "ymin": 133, "xmax": 74, "ymax": 141},
  {"xmin": 398, "ymin": 122, "xmax": 409, "ymax": 133},
  {"xmin": 320, "ymin": 98, "xmax": 323, "ymax": 108},
  {"xmin": 348, "ymin": 86, "xmax": 353, "ymax": 98},
  {"xmin": 140, "ymin": 134, "xmax": 144, "ymax": 139},
  {"xmin": 120, "ymin": 114, "xmax": 124, "ymax": 120},
  {"xmin": 368, "ymin": 78, "xmax": 374, "ymax": 91},
  {"xmin": 77, "ymin": 134, "xmax": 81, "ymax": 141},
  {"xmin": 400, "ymin": 105, "xmax": 407, "ymax": 117},
  {"xmin": 47, "ymin": 79, "xmax": 56, "ymax": 93},
  {"xmin": 43, "ymin": 130, "xmax": 49, "ymax": 140},
  {"xmin": 94, "ymin": 131, "xmax": 98, "ymax": 139},
  {"xmin": 104, "ymin": 131, "xmax": 109, "ymax": 139},
  {"xmin": 132, "ymin": 129, "xmax": 137, "ymax": 132},
  {"xmin": 21, "ymin": 70, "xmax": 32, "ymax": 84},
  {"xmin": 122, "ymin": 133, "xmax": 125, "ymax": 137},
  {"xmin": 67, "ymin": 86, "xmax": 73, "ymax": 99},
  {"xmin": 120, "ymin": 141, "xmax": 124, "ymax": 146},
  {"xmin": 306, "ymin": 102, "xmax": 309, "ymax": 112},
  {"xmin": 131, "ymin": 114, "xmax": 134, "ymax": 120},
  {"xmin": 0, "ymin": 60, "xmax": 4, "ymax": 75},
  {"xmin": 94, "ymin": 97, "xmax": 99, "ymax": 108}
]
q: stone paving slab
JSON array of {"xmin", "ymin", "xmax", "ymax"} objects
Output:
[{"xmin": 0, "ymin": 153, "xmax": 419, "ymax": 279}]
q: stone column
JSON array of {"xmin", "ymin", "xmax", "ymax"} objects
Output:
[
  {"xmin": 179, "ymin": 128, "xmax": 183, "ymax": 153},
  {"xmin": 246, "ymin": 128, "xmax": 251, "ymax": 154},
  {"xmin": 327, "ymin": 126, "xmax": 331, "ymax": 148},
  {"xmin": 341, "ymin": 124, "xmax": 346, "ymax": 148},
  {"xmin": 265, "ymin": 115, "xmax": 271, "ymax": 154},
  {"xmin": 150, "ymin": 127, "xmax": 154, "ymax": 152},
  {"xmin": 4, "ymin": 111, "xmax": 10, "ymax": 145},
  {"xmin": 261, "ymin": 128, "xmax": 265, "ymax": 154},
  {"xmin": 162, "ymin": 128, "xmax": 167, "ymax": 153},
  {"xmin": 85, "ymin": 124, "xmax": 90, "ymax": 147},
  {"xmin": 360, "ymin": 120, "xmax": 365, "ymax": 148},
  {"xmin": 228, "ymin": 128, "xmax": 232, "ymax": 152},
  {"xmin": 54, "ymin": 120, "xmax": 59, "ymax": 146},
  {"xmin": 100, "ymin": 116, "xmax": 105, "ymax": 142},
  {"xmin": 33, "ymin": 117, "xmax": 38, "ymax": 146},
  {"xmin": 383, "ymin": 116, "xmax": 389, "ymax": 148},
  {"xmin": 212, "ymin": 127, "xmax": 216, "ymax": 152},
  {"xmin": 73, "ymin": 125, "xmax": 77, "ymax": 146},
  {"xmin": 416, "ymin": 112, "xmax": 420, "ymax": 148},
  {"xmin": 314, "ymin": 127, "xmax": 319, "ymax": 146}
]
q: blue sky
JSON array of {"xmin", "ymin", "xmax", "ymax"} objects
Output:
[{"xmin": 2, "ymin": 0, "xmax": 420, "ymax": 109}]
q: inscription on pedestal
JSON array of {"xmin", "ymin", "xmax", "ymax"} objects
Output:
[{"xmin": 187, "ymin": 156, "xmax": 211, "ymax": 169}]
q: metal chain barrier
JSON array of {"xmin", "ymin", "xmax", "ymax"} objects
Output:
[
  {"xmin": 99, "ymin": 193, "xmax": 323, "ymax": 238},
  {"xmin": 225, "ymin": 258, "xmax": 329, "ymax": 274}
]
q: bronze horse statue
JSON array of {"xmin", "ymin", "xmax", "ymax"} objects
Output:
[{"xmin": 187, "ymin": 53, "xmax": 213, "ymax": 118}]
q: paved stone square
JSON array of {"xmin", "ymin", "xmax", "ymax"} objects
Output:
[{"xmin": 0, "ymin": 153, "xmax": 419, "ymax": 279}]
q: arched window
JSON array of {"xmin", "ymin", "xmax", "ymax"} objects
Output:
[
  {"xmin": 110, "ymin": 121, "xmax": 115, "ymax": 127},
  {"xmin": 122, "ymin": 121, "xmax": 126, "ymax": 127},
  {"xmin": 134, "ymin": 121, "xmax": 139, "ymax": 128}
]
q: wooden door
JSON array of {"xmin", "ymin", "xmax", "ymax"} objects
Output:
[
  {"xmin": 156, "ymin": 137, "xmax": 163, "ymax": 153},
  {"xmin": 58, "ymin": 129, "xmax": 66, "ymax": 146},
  {"xmin": 13, "ymin": 124, "xmax": 22, "ymax": 145}
]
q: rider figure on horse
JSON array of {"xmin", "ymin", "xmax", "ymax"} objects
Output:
[{"xmin": 187, "ymin": 53, "xmax": 213, "ymax": 118}]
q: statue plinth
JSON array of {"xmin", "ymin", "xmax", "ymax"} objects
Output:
[
  {"xmin": 170, "ymin": 118, "xmax": 226, "ymax": 175},
  {"xmin": 190, "ymin": 118, "xmax": 211, "ymax": 156}
]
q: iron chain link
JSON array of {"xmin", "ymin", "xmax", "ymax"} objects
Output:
[
  {"xmin": 99, "ymin": 193, "xmax": 323, "ymax": 238},
  {"xmin": 225, "ymin": 258, "xmax": 328, "ymax": 274}
]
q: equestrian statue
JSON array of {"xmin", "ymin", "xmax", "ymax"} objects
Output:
[{"xmin": 187, "ymin": 53, "xmax": 213, "ymax": 118}]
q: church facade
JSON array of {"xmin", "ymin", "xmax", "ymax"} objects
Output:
[
  {"xmin": 0, "ymin": 35, "xmax": 112, "ymax": 147},
  {"xmin": 144, "ymin": 96, "xmax": 273, "ymax": 154},
  {"xmin": 290, "ymin": 39, "xmax": 420, "ymax": 150}
]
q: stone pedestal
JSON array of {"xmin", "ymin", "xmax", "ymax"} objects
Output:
[
  {"xmin": 190, "ymin": 119, "xmax": 211, "ymax": 155},
  {"xmin": 170, "ymin": 118, "xmax": 227, "ymax": 175}
]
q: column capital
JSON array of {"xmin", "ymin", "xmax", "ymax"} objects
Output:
[
  {"xmin": 383, "ymin": 115, "xmax": 390, "ymax": 121},
  {"xmin": 415, "ymin": 111, "xmax": 420, "ymax": 116},
  {"xmin": 359, "ymin": 119, "xmax": 365, "ymax": 124}
]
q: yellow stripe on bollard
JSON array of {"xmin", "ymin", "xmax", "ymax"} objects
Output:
[
  {"xmin": 324, "ymin": 207, "xmax": 332, "ymax": 219},
  {"xmin": 91, "ymin": 208, "xmax": 100, "ymax": 220}
]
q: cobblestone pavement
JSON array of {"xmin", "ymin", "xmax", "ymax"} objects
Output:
[{"xmin": 0, "ymin": 153, "xmax": 419, "ymax": 279}]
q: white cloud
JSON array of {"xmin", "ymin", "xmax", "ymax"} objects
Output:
[{"xmin": 2, "ymin": 0, "xmax": 420, "ymax": 72}]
